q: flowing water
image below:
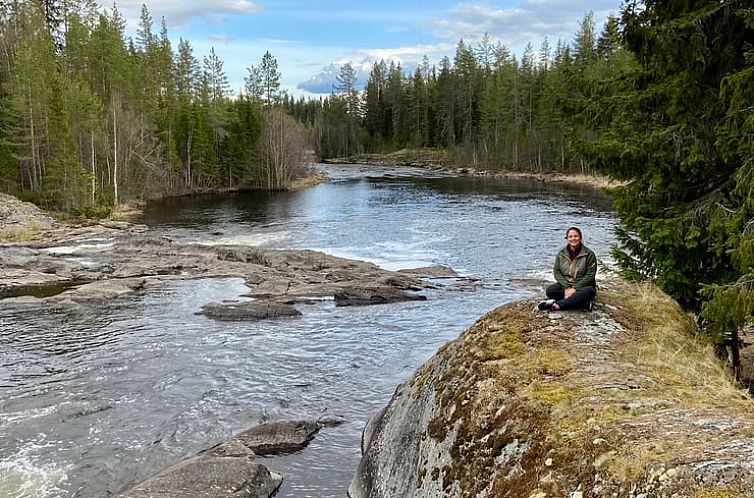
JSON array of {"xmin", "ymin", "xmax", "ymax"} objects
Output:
[{"xmin": 0, "ymin": 164, "xmax": 618, "ymax": 497}]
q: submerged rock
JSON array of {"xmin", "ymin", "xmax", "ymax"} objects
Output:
[{"xmin": 349, "ymin": 281, "xmax": 754, "ymax": 498}]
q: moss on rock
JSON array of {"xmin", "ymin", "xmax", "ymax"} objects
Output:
[{"xmin": 351, "ymin": 278, "xmax": 754, "ymax": 498}]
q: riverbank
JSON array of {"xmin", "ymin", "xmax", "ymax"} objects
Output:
[
  {"xmin": 0, "ymin": 168, "xmax": 330, "ymax": 228},
  {"xmin": 0, "ymin": 172, "xmax": 615, "ymax": 497},
  {"xmin": 350, "ymin": 276, "xmax": 754, "ymax": 498},
  {"xmin": 323, "ymin": 149, "xmax": 621, "ymax": 191},
  {"xmin": 0, "ymin": 190, "xmax": 472, "ymax": 497},
  {"xmin": 111, "ymin": 168, "xmax": 330, "ymax": 221}
]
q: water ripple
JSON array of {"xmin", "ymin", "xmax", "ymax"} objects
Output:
[{"xmin": 1, "ymin": 166, "xmax": 617, "ymax": 497}]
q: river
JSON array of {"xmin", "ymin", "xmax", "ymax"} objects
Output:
[{"xmin": 0, "ymin": 164, "xmax": 617, "ymax": 497}]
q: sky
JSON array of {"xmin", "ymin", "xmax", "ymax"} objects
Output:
[{"xmin": 101, "ymin": 0, "xmax": 622, "ymax": 97}]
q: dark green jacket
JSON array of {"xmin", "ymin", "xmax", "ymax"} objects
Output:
[{"xmin": 554, "ymin": 244, "xmax": 597, "ymax": 290}]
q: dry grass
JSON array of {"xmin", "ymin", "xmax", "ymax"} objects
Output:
[
  {"xmin": 605, "ymin": 283, "xmax": 753, "ymax": 415},
  {"xmin": 0, "ymin": 223, "xmax": 40, "ymax": 242},
  {"xmin": 692, "ymin": 486, "xmax": 754, "ymax": 498},
  {"xmin": 418, "ymin": 278, "xmax": 754, "ymax": 495}
]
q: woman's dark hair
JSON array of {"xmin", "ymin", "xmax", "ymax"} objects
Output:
[{"xmin": 565, "ymin": 226, "xmax": 582, "ymax": 239}]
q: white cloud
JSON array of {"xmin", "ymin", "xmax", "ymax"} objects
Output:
[
  {"xmin": 435, "ymin": 1, "xmax": 619, "ymax": 48},
  {"xmin": 99, "ymin": 0, "xmax": 262, "ymax": 27},
  {"xmin": 295, "ymin": 1, "xmax": 620, "ymax": 96},
  {"xmin": 297, "ymin": 42, "xmax": 456, "ymax": 95},
  {"xmin": 209, "ymin": 35, "xmax": 236, "ymax": 43}
]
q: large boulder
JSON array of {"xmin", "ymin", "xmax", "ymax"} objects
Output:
[
  {"xmin": 350, "ymin": 280, "xmax": 754, "ymax": 498},
  {"xmin": 118, "ymin": 420, "xmax": 320, "ymax": 498},
  {"xmin": 117, "ymin": 457, "xmax": 281, "ymax": 498}
]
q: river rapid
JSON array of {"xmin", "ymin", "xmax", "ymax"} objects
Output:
[{"xmin": 0, "ymin": 164, "xmax": 617, "ymax": 497}]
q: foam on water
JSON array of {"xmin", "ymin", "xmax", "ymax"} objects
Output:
[
  {"xmin": 199, "ymin": 231, "xmax": 292, "ymax": 247},
  {"xmin": 41, "ymin": 242, "xmax": 114, "ymax": 255},
  {"xmin": 0, "ymin": 444, "xmax": 69, "ymax": 498},
  {"xmin": 0, "ymin": 405, "xmax": 60, "ymax": 428}
]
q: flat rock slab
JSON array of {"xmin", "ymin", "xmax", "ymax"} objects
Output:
[
  {"xmin": 117, "ymin": 456, "xmax": 282, "ymax": 498},
  {"xmin": 198, "ymin": 300, "xmax": 302, "ymax": 321},
  {"xmin": 334, "ymin": 285, "xmax": 427, "ymax": 306},
  {"xmin": 397, "ymin": 265, "xmax": 459, "ymax": 278}
]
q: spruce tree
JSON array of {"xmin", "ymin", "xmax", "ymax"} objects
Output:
[{"xmin": 575, "ymin": 1, "xmax": 754, "ymax": 345}]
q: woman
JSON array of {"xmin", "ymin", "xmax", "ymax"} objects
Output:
[{"xmin": 538, "ymin": 226, "xmax": 597, "ymax": 311}]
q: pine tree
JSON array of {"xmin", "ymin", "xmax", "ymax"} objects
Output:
[{"xmin": 259, "ymin": 50, "xmax": 281, "ymax": 105}]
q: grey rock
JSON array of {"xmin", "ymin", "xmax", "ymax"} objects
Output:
[
  {"xmin": 349, "ymin": 296, "xmax": 754, "ymax": 498},
  {"xmin": 209, "ymin": 420, "xmax": 320, "ymax": 457},
  {"xmin": 398, "ymin": 265, "xmax": 459, "ymax": 278},
  {"xmin": 117, "ymin": 456, "xmax": 281, "ymax": 498},
  {"xmin": 334, "ymin": 285, "xmax": 427, "ymax": 306},
  {"xmin": 119, "ymin": 420, "xmax": 320, "ymax": 498},
  {"xmin": 198, "ymin": 300, "xmax": 302, "ymax": 321},
  {"xmin": 51, "ymin": 278, "xmax": 146, "ymax": 303}
]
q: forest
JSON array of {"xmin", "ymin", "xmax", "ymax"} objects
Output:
[
  {"xmin": 0, "ymin": 1, "xmax": 310, "ymax": 217},
  {"xmin": 1, "ymin": 1, "xmax": 754, "ymax": 351}
]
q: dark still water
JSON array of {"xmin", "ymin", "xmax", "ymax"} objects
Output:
[{"xmin": 0, "ymin": 164, "xmax": 617, "ymax": 497}]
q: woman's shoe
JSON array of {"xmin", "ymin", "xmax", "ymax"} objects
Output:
[{"xmin": 538, "ymin": 299, "xmax": 556, "ymax": 310}]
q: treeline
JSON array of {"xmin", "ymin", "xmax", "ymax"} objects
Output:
[
  {"xmin": 294, "ymin": 12, "xmax": 625, "ymax": 173},
  {"xmin": 0, "ymin": 1, "xmax": 309, "ymax": 215},
  {"xmin": 294, "ymin": 1, "xmax": 754, "ymax": 357}
]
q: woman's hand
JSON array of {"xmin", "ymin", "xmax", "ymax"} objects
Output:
[{"xmin": 565, "ymin": 288, "xmax": 576, "ymax": 299}]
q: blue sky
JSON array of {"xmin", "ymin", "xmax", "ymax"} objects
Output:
[{"xmin": 104, "ymin": 0, "xmax": 622, "ymax": 96}]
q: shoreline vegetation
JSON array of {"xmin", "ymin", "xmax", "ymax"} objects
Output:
[
  {"xmin": 323, "ymin": 149, "xmax": 621, "ymax": 191},
  {"xmin": 109, "ymin": 168, "xmax": 330, "ymax": 221}
]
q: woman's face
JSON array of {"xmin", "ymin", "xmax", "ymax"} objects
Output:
[{"xmin": 566, "ymin": 229, "xmax": 582, "ymax": 248}]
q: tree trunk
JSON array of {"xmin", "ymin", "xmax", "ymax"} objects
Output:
[
  {"xmin": 91, "ymin": 132, "xmax": 96, "ymax": 203},
  {"xmin": 112, "ymin": 104, "xmax": 118, "ymax": 208}
]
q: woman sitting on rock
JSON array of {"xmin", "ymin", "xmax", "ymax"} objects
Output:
[{"xmin": 538, "ymin": 226, "xmax": 597, "ymax": 311}]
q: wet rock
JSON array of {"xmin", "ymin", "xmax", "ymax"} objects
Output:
[
  {"xmin": 208, "ymin": 420, "xmax": 320, "ymax": 457},
  {"xmin": 334, "ymin": 284, "xmax": 427, "ymax": 306},
  {"xmin": 118, "ymin": 420, "xmax": 320, "ymax": 498},
  {"xmin": 198, "ymin": 300, "xmax": 302, "ymax": 321},
  {"xmin": 216, "ymin": 246, "xmax": 271, "ymax": 265},
  {"xmin": 1, "ymin": 199, "xmax": 444, "ymax": 318},
  {"xmin": 317, "ymin": 415, "xmax": 347, "ymax": 428},
  {"xmin": 52, "ymin": 278, "xmax": 147, "ymax": 303},
  {"xmin": 116, "ymin": 457, "xmax": 282, "ymax": 498},
  {"xmin": 98, "ymin": 219, "xmax": 131, "ymax": 230},
  {"xmin": 398, "ymin": 265, "xmax": 459, "ymax": 278}
]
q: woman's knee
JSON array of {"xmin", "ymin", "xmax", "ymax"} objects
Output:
[{"xmin": 546, "ymin": 283, "xmax": 565, "ymax": 299}]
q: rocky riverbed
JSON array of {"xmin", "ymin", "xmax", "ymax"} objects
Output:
[
  {"xmin": 0, "ymin": 192, "xmax": 477, "ymax": 496},
  {"xmin": 0, "ymin": 193, "xmax": 473, "ymax": 316}
]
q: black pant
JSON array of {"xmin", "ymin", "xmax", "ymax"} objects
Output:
[{"xmin": 546, "ymin": 283, "xmax": 596, "ymax": 310}]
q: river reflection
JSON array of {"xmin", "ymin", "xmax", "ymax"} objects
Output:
[{"xmin": 0, "ymin": 164, "xmax": 617, "ymax": 497}]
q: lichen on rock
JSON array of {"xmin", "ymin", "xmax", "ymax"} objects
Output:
[{"xmin": 350, "ymin": 279, "xmax": 754, "ymax": 498}]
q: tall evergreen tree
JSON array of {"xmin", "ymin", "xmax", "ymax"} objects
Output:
[{"xmin": 573, "ymin": 1, "xmax": 754, "ymax": 346}]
